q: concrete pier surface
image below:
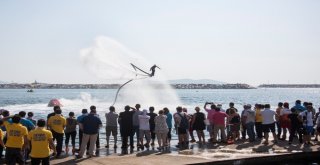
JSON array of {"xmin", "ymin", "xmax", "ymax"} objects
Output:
[{"xmin": 50, "ymin": 139, "xmax": 320, "ymax": 165}]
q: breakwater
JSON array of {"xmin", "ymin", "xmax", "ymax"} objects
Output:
[{"xmin": 0, "ymin": 83, "xmax": 255, "ymax": 89}]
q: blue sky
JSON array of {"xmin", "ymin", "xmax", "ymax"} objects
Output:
[{"xmin": 0, "ymin": 0, "xmax": 319, "ymax": 85}]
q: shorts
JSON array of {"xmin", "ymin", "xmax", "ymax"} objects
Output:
[
  {"xmin": 106, "ymin": 126, "xmax": 118, "ymax": 136},
  {"xmin": 263, "ymin": 123, "xmax": 276, "ymax": 133},
  {"xmin": 139, "ymin": 130, "xmax": 151, "ymax": 140},
  {"xmin": 303, "ymin": 126, "xmax": 313, "ymax": 135},
  {"xmin": 5, "ymin": 147, "xmax": 24, "ymax": 165},
  {"xmin": 280, "ymin": 120, "xmax": 291, "ymax": 129},
  {"xmin": 178, "ymin": 127, "xmax": 187, "ymax": 135},
  {"xmin": 31, "ymin": 157, "xmax": 50, "ymax": 165}
]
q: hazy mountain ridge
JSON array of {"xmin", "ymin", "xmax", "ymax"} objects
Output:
[
  {"xmin": 169, "ymin": 79, "xmax": 225, "ymax": 84},
  {"xmin": 0, "ymin": 83, "xmax": 254, "ymax": 89}
]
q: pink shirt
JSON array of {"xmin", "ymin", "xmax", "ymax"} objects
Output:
[
  {"xmin": 205, "ymin": 108, "xmax": 216, "ymax": 123},
  {"xmin": 212, "ymin": 111, "xmax": 228, "ymax": 125}
]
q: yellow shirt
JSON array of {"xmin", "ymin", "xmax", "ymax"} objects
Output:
[
  {"xmin": 255, "ymin": 109, "xmax": 263, "ymax": 122},
  {"xmin": 3, "ymin": 120, "xmax": 10, "ymax": 130},
  {"xmin": 48, "ymin": 115, "xmax": 66, "ymax": 134},
  {"xmin": 5, "ymin": 123, "xmax": 28, "ymax": 148},
  {"xmin": 0, "ymin": 129, "xmax": 3, "ymax": 140},
  {"xmin": 28, "ymin": 127, "xmax": 53, "ymax": 158}
]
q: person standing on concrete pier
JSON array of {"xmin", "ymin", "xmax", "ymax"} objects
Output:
[
  {"xmin": 105, "ymin": 106, "xmax": 119, "ymax": 149},
  {"xmin": 261, "ymin": 104, "xmax": 278, "ymax": 145}
]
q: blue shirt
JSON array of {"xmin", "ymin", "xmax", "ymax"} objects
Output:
[
  {"xmin": 166, "ymin": 112, "xmax": 173, "ymax": 128},
  {"xmin": 81, "ymin": 113, "xmax": 102, "ymax": 135},
  {"xmin": 20, "ymin": 118, "xmax": 35, "ymax": 131},
  {"xmin": 77, "ymin": 113, "xmax": 88, "ymax": 123},
  {"xmin": 293, "ymin": 104, "xmax": 306, "ymax": 113}
]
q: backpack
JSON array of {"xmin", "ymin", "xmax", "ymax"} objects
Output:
[{"xmin": 178, "ymin": 113, "xmax": 189, "ymax": 129}]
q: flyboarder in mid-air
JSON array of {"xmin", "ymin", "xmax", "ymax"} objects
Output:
[
  {"xmin": 149, "ymin": 65, "xmax": 160, "ymax": 77},
  {"xmin": 111, "ymin": 63, "xmax": 161, "ymax": 106}
]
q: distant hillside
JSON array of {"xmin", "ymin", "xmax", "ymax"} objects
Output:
[
  {"xmin": 0, "ymin": 81, "xmax": 7, "ymax": 84},
  {"xmin": 169, "ymin": 79, "xmax": 225, "ymax": 84},
  {"xmin": 259, "ymin": 84, "xmax": 320, "ymax": 88}
]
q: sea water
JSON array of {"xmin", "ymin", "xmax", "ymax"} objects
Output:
[
  {"xmin": 0, "ymin": 88, "xmax": 320, "ymax": 119},
  {"xmin": 0, "ymin": 88, "xmax": 320, "ymax": 157},
  {"xmin": 1, "ymin": 88, "xmax": 320, "ymax": 121}
]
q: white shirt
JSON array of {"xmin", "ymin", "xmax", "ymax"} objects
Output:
[
  {"xmin": 105, "ymin": 112, "xmax": 119, "ymax": 127},
  {"xmin": 261, "ymin": 108, "xmax": 276, "ymax": 124},
  {"xmin": 243, "ymin": 109, "xmax": 256, "ymax": 123},
  {"xmin": 138, "ymin": 115, "xmax": 150, "ymax": 130},
  {"xmin": 299, "ymin": 111, "xmax": 314, "ymax": 126},
  {"xmin": 280, "ymin": 108, "xmax": 292, "ymax": 116}
]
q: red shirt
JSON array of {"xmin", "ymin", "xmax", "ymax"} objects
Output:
[{"xmin": 212, "ymin": 111, "xmax": 228, "ymax": 125}]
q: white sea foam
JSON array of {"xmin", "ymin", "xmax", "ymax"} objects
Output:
[
  {"xmin": 1, "ymin": 91, "xmax": 180, "ymax": 116},
  {"xmin": 80, "ymin": 36, "xmax": 181, "ymax": 108}
]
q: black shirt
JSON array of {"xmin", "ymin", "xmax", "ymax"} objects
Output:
[
  {"xmin": 226, "ymin": 108, "xmax": 238, "ymax": 115},
  {"xmin": 147, "ymin": 112, "xmax": 158, "ymax": 126},
  {"xmin": 288, "ymin": 113, "xmax": 302, "ymax": 127},
  {"xmin": 119, "ymin": 111, "xmax": 134, "ymax": 136}
]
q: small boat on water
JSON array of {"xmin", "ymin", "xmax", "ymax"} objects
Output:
[{"xmin": 27, "ymin": 80, "xmax": 38, "ymax": 93}]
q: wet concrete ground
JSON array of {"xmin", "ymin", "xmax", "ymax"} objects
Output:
[{"xmin": 50, "ymin": 137, "xmax": 320, "ymax": 165}]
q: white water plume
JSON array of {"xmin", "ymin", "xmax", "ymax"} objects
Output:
[
  {"xmin": 80, "ymin": 36, "xmax": 148, "ymax": 80},
  {"xmin": 80, "ymin": 36, "xmax": 181, "ymax": 107}
]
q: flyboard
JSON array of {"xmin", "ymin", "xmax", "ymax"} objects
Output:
[{"xmin": 111, "ymin": 63, "xmax": 160, "ymax": 106}]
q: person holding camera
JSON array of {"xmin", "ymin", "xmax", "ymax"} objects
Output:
[{"xmin": 204, "ymin": 102, "xmax": 216, "ymax": 142}]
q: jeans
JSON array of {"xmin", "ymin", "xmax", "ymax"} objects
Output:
[
  {"xmin": 96, "ymin": 133, "xmax": 100, "ymax": 148},
  {"xmin": 276, "ymin": 121, "xmax": 282, "ymax": 137},
  {"xmin": 51, "ymin": 130, "xmax": 63, "ymax": 156},
  {"xmin": 79, "ymin": 129, "xmax": 83, "ymax": 147},
  {"xmin": 255, "ymin": 122, "xmax": 263, "ymax": 138},
  {"xmin": 246, "ymin": 122, "xmax": 255, "ymax": 142},
  {"xmin": 133, "ymin": 125, "xmax": 140, "ymax": 145},
  {"xmin": 121, "ymin": 134, "xmax": 134, "ymax": 148},
  {"xmin": 241, "ymin": 124, "xmax": 247, "ymax": 139},
  {"xmin": 289, "ymin": 125, "xmax": 303, "ymax": 143},
  {"xmin": 167, "ymin": 128, "xmax": 172, "ymax": 140},
  {"xmin": 150, "ymin": 124, "xmax": 156, "ymax": 140}
]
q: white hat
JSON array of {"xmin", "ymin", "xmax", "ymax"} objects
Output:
[{"xmin": 143, "ymin": 109, "xmax": 148, "ymax": 113}]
